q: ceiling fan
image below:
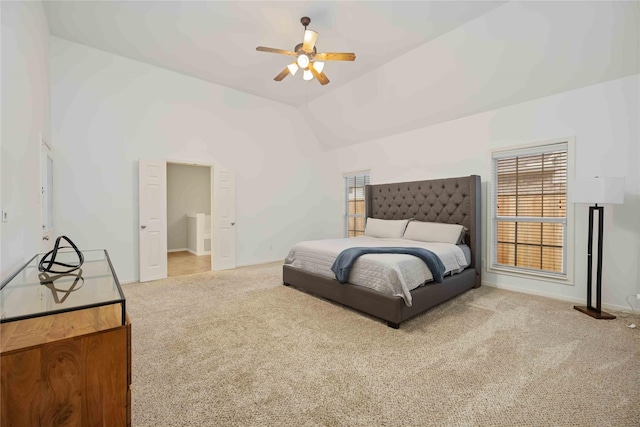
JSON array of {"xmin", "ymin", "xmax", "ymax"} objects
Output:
[{"xmin": 256, "ymin": 16, "xmax": 356, "ymax": 85}]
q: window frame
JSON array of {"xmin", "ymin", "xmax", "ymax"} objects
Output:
[
  {"xmin": 343, "ymin": 170, "xmax": 370, "ymax": 238},
  {"xmin": 488, "ymin": 138, "xmax": 575, "ymax": 284}
]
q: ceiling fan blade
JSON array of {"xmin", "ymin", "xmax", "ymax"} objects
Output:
[
  {"xmin": 315, "ymin": 52, "xmax": 356, "ymax": 61},
  {"xmin": 309, "ymin": 63, "xmax": 330, "ymax": 85},
  {"xmin": 256, "ymin": 46, "xmax": 297, "ymax": 57},
  {"xmin": 302, "ymin": 30, "xmax": 318, "ymax": 52},
  {"xmin": 274, "ymin": 67, "xmax": 291, "ymax": 81}
]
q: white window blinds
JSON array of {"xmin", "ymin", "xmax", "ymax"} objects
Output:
[
  {"xmin": 344, "ymin": 172, "xmax": 370, "ymax": 237},
  {"xmin": 491, "ymin": 143, "xmax": 568, "ymax": 276}
]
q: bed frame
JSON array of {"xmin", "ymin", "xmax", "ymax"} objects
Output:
[{"xmin": 283, "ymin": 175, "xmax": 481, "ymax": 328}]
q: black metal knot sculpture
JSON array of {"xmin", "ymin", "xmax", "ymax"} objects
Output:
[{"xmin": 38, "ymin": 235, "xmax": 84, "ymax": 274}]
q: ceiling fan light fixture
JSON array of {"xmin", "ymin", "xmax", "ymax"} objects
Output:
[
  {"xmin": 256, "ymin": 16, "xmax": 356, "ymax": 86},
  {"xmin": 303, "ymin": 69, "xmax": 313, "ymax": 81},
  {"xmin": 297, "ymin": 54, "xmax": 309, "ymax": 69},
  {"xmin": 287, "ymin": 63, "xmax": 299, "ymax": 76},
  {"xmin": 303, "ymin": 30, "xmax": 318, "ymax": 48}
]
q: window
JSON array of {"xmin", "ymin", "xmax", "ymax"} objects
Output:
[
  {"xmin": 344, "ymin": 171, "xmax": 370, "ymax": 237},
  {"xmin": 491, "ymin": 142, "xmax": 568, "ymax": 278}
]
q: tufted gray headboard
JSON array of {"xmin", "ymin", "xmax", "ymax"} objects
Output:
[{"xmin": 365, "ymin": 175, "xmax": 481, "ymax": 285}]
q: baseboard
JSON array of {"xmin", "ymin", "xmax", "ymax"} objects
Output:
[
  {"xmin": 481, "ymin": 280, "xmax": 635, "ymax": 313},
  {"xmin": 235, "ymin": 258, "xmax": 284, "ymax": 268},
  {"xmin": 168, "ymin": 248, "xmax": 210, "ymax": 256},
  {"xmin": 185, "ymin": 250, "xmax": 210, "ymax": 256}
]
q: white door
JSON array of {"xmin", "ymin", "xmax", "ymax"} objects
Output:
[
  {"xmin": 40, "ymin": 140, "xmax": 54, "ymax": 253},
  {"xmin": 213, "ymin": 166, "xmax": 236, "ymax": 270},
  {"xmin": 139, "ymin": 160, "xmax": 167, "ymax": 282}
]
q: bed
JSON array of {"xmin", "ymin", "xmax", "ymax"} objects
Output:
[{"xmin": 283, "ymin": 175, "xmax": 481, "ymax": 328}]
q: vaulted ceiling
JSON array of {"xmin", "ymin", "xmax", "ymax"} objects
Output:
[{"xmin": 43, "ymin": 1, "xmax": 639, "ymax": 150}]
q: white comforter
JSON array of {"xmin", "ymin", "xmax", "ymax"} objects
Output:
[{"xmin": 284, "ymin": 236, "xmax": 469, "ymax": 306}]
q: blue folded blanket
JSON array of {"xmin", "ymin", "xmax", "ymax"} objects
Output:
[{"xmin": 330, "ymin": 247, "xmax": 446, "ymax": 284}]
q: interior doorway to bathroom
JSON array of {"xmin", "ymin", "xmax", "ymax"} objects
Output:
[
  {"xmin": 139, "ymin": 159, "xmax": 235, "ymax": 282},
  {"xmin": 166, "ymin": 162, "xmax": 212, "ymax": 277}
]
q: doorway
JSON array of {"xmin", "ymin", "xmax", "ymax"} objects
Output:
[
  {"xmin": 166, "ymin": 162, "xmax": 212, "ymax": 277},
  {"xmin": 139, "ymin": 159, "xmax": 236, "ymax": 282}
]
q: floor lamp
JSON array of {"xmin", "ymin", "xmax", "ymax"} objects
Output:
[{"xmin": 571, "ymin": 177, "xmax": 625, "ymax": 319}]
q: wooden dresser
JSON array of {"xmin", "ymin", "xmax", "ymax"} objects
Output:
[{"xmin": 0, "ymin": 250, "xmax": 131, "ymax": 426}]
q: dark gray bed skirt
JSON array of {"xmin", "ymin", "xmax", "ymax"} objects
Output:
[{"xmin": 282, "ymin": 264, "xmax": 478, "ymax": 328}]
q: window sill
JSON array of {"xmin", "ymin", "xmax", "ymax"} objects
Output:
[{"xmin": 488, "ymin": 265, "xmax": 573, "ymax": 286}]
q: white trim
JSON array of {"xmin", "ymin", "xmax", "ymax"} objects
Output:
[
  {"xmin": 487, "ymin": 265, "xmax": 572, "ymax": 285},
  {"xmin": 481, "ymin": 280, "xmax": 632, "ymax": 313},
  {"xmin": 342, "ymin": 169, "xmax": 371, "ymax": 178},
  {"xmin": 492, "ymin": 142, "xmax": 567, "ymax": 159},
  {"xmin": 167, "ymin": 248, "xmax": 210, "ymax": 256},
  {"xmin": 165, "ymin": 158, "xmax": 214, "ymax": 168},
  {"xmin": 186, "ymin": 248, "xmax": 211, "ymax": 256},
  {"xmin": 40, "ymin": 142, "xmax": 54, "ymax": 234},
  {"xmin": 487, "ymin": 136, "xmax": 575, "ymax": 284},
  {"xmin": 235, "ymin": 258, "xmax": 283, "ymax": 268}
]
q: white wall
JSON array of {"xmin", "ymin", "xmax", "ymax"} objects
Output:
[
  {"xmin": 302, "ymin": 0, "xmax": 639, "ymax": 150},
  {"xmin": 167, "ymin": 163, "xmax": 210, "ymax": 251},
  {"xmin": 0, "ymin": 1, "xmax": 50, "ymax": 280},
  {"xmin": 322, "ymin": 75, "xmax": 640, "ymax": 311},
  {"xmin": 50, "ymin": 37, "xmax": 338, "ymax": 283}
]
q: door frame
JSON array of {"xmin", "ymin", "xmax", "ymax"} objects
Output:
[
  {"xmin": 40, "ymin": 136, "xmax": 54, "ymax": 253},
  {"xmin": 140, "ymin": 158, "xmax": 236, "ymax": 282},
  {"xmin": 165, "ymin": 159, "xmax": 215, "ymax": 272}
]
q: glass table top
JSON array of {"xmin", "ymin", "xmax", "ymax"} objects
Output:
[{"xmin": 0, "ymin": 249, "xmax": 125, "ymax": 323}]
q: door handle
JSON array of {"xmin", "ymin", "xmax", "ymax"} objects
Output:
[
  {"xmin": 141, "ymin": 225, "xmax": 147, "ymax": 229},
  {"xmin": 42, "ymin": 236, "xmax": 49, "ymax": 240}
]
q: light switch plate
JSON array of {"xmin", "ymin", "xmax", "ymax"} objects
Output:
[{"xmin": 1, "ymin": 210, "xmax": 8, "ymax": 222}]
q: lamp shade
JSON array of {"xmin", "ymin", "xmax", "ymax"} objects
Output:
[
  {"xmin": 287, "ymin": 63, "xmax": 299, "ymax": 76},
  {"xmin": 571, "ymin": 177, "xmax": 625, "ymax": 204},
  {"xmin": 297, "ymin": 54, "xmax": 309, "ymax": 69},
  {"xmin": 303, "ymin": 69, "xmax": 313, "ymax": 81}
]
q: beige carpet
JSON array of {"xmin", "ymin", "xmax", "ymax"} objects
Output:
[{"xmin": 124, "ymin": 262, "xmax": 640, "ymax": 426}]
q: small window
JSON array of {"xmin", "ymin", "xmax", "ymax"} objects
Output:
[
  {"xmin": 344, "ymin": 171, "xmax": 370, "ymax": 237},
  {"xmin": 491, "ymin": 142, "xmax": 568, "ymax": 278}
]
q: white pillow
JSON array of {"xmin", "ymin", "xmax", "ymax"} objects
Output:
[
  {"xmin": 364, "ymin": 218, "xmax": 410, "ymax": 239},
  {"xmin": 403, "ymin": 221, "xmax": 467, "ymax": 244}
]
